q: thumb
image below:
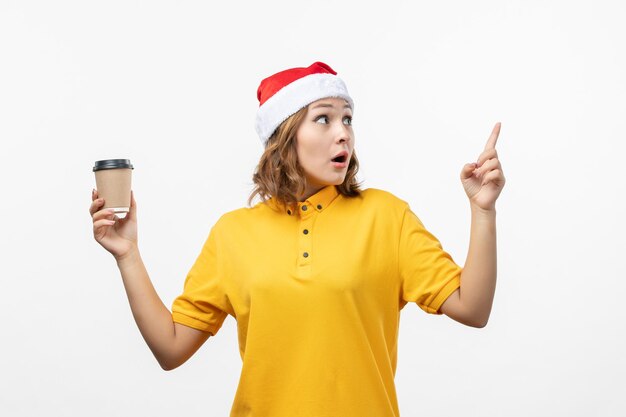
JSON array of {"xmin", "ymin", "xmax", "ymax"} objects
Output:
[
  {"xmin": 460, "ymin": 162, "xmax": 477, "ymax": 181},
  {"xmin": 127, "ymin": 190, "xmax": 137, "ymax": 219}
]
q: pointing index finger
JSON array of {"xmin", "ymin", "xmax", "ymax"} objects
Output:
[{"xmin": 484, "ymin": 122, "xmax": 501, "ymax": 150}]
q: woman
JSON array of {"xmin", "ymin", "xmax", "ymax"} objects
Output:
[{"xmin": 89, "ymin": 61, "xmax": 505, "ymax": 417}]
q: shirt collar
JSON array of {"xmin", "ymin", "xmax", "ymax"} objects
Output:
[
  {"xmin": 296, "ymin": 184, "xmax": 340, "ymax": 214},
  {"xmin": 267, "ymin": 185, "xmax": 340, "ymax": 216}
]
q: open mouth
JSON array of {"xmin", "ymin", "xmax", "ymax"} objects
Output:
[{"xmin": 331, "ymin": 154, "xmax": 348, "ymax": 163}]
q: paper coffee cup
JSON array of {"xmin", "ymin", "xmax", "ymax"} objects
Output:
[{"xmin": 93, "ymin": 159, "xmax": 134, "ymax": 218}]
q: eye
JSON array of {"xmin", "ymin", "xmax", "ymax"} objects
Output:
[
  {"xmin": 314, "ymin": 115, "xmax": 329, "ymax": 124},
  {"xmin": 343, "ymin": 116, "xmax": 352, "ymax": 125}
]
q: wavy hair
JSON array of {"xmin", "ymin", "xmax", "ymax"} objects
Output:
[{"xmin": 247, "ymin": 106, "xmax": 363, "ymax": 214}]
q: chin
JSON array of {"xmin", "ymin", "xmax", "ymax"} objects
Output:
[
  {"xmin": 329, "ymin": 179, "xmax": 345, "ymax": 187},
  {"xmin": 325, "ymin": 175, "xmax": 346, "ymax": 184},
  {"xmin": 308, "ymin": 173, "xmax": 346, "ymax": 188}
]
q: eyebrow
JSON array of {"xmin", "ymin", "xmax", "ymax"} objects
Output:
[{"xmin": 310, "ymin": 102, "xmax": 352, "ymax": 110}]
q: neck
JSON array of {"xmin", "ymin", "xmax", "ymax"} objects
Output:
[{"xmin": 298, "ymin": 184, "xmax": 325, "ymax": 202}]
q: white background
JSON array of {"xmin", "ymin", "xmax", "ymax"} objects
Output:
[{"xmin": 1, "ymin": 1, "xmax": 624, "ymax": 416}]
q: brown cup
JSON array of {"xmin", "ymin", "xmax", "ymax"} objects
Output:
[{"xmin": 93, "ymin": 159, "xmax": 134, "ymax": 218}]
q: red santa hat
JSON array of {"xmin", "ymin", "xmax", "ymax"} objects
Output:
[{"xmin": 255, "ymin": 61, "xmax": 354, "ymax": 145}]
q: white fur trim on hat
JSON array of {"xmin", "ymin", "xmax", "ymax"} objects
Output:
[{"xmin": 255, "ymin": 73, "xmax": 354, "ymax": 145}]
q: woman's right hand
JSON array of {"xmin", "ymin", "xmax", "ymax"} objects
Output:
[{"xmin": 90, "ymin": 189, "xmax": 139, "ymax": 261}]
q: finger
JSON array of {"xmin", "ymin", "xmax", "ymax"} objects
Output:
[
  {"xmin": 93, "ymin": 208, "xmax": 117, "ymax": 222},
  {"xmin": 93, "ymin": 218, "xmax": 116, "ymax": 232},
  {"xmin": 89, "ymin": 198, "xmax": 106, "ymax": 216},
  {"xmin": 475, "ymin": 158, "xmax": 501, "ymax": 178},
  {"xmin": 476, "ymin": 148, "xmax": 498, "ymax": 168},
  {"xmin": 480, "ymin": 169, "xmax": 505, "ymax": 187},
  {"xmin": 461, "ymin": 162, "xmax": 478, "ymax": 180},
  {"xmin": 127, "ymin": 190, "xmax": 137, "ymax": 220},
  {"xmin": 484, "ymin": 122, "xmax": 501, "ymax": 151}
]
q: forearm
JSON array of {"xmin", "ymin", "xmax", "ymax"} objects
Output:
[
  {"xmin": 459, "ymin": 205, "xmax": 497, "ymax": 326},
  {"xmin": 115, "ymin": 247, "xmax": 177, "ymax": 368}
]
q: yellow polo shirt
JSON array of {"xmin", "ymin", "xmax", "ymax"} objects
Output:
[{"xmin": 172, "ymin": 185, "xmax": 462, "ymax": 417}]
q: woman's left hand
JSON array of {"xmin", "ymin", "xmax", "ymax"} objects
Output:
[{"xmin": 460, "ymin": 122, "xmax": 506, "ymax": 211}]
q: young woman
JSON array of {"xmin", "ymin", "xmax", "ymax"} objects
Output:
[{"xmin": 89, "ymin": 61, "xmax": 505, "ymax": 417}]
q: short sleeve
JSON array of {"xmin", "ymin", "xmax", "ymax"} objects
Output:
[
  {"xmin": 171, "ymin": 224, "xmax": 229, "ymax": 335},
  {"xmin": 398, "ymin": 204, "xmax": 462, "ymax": 314}
]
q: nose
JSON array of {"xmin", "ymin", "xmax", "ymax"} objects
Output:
[{"xmin": 334, "ymin": 120, "xmax": 352, "ymax": 144}]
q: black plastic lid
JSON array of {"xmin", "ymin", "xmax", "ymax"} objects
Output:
[{"xmin": 93, "ymin": 159, "xmax": 134, "ymax": 171}]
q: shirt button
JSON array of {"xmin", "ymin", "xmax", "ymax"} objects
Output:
[
  {"xmin": 302, "ymin": 205, "xmax": 307, "ymax": 211},
  {"xmin": 303, "ymin": 229, "xmax": 309, "ymax": 235},
  {"xmin": 303, "ymin": 252, "xmax": 309, "ymax": 258},
  {"xmin": 317, "ymin": 204, "xmax": 322, "ymax": 210}
]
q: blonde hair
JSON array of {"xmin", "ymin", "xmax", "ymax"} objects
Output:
[{"xmin": 248, "ymin": 106, "xmax": 363, "ymax": 213}]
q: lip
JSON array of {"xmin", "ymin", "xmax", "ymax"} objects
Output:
[
  {"xmin": 331, "ymin": 160, "xmax": 348, "ymax": 169},
  {"xmin": 330, "ymin": 150, "xmax": 349, "ymax": 169},
  {"xmin": 331, "ymin": 150, "xmax": 349, "ymax": 162}
]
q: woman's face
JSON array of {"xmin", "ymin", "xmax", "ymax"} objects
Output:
[{"xmin": 295, "ymin": 97, "xmax": 354, "ymax": 200}]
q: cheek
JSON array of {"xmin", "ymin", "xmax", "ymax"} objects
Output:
[
  {"xmin": 296, "ymin": 141, "xmax": 314, "ymax": 161},
  {"xmin": 300, "ymin": 149, "xmax": 324, "ymax": 169},
  {"xmin": 296, "ymin": 135, "xmax": 324, "ymax": 163},
  {"xmin": 310, "ymin": 148, "xmax": 328, "ymax": 166}
]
